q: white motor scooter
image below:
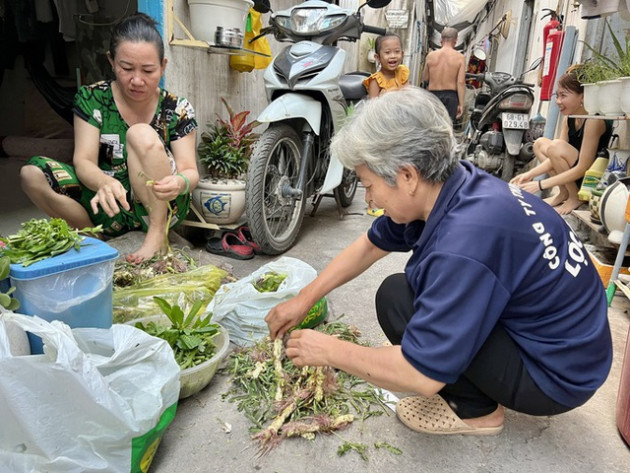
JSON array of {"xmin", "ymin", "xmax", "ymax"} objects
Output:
[{"xmin": 246, "ymin": 0, "xmax": 390, "ymax": 254}]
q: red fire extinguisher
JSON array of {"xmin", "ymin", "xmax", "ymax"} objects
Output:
[{"xmin": 541, "ymin": 9, "xmax": 564, "ymax": 101}]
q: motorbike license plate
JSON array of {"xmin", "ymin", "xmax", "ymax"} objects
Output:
[{"xmin": 501, "ymin": 113, "xmax": 529, "ymax": 129}]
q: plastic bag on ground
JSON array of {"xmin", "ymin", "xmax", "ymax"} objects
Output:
[
  {"xmin": 208, "ymin": 256, "xmax": 317, "ymax": 346},
  {"xmin": 0, "ymin": 311, "xmax": 180, "ymax": 473}
]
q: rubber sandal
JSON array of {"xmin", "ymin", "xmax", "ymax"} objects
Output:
[
  {"xmin": 236, "ymin": 225, "xmax": 262, "ymax": 254},
  {"xmin": 396, "ymin": 395, "xmax": 504, "ymax": 436},
  {"xmin": 205, "ymin": 232, "xmax": 254, "ymax": 260}
]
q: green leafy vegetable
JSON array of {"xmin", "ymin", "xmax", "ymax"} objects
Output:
[
  {"xmin": 0, "ymin": 218, "xmax": 102, "ymax": 267},
  {"xmin": 134, "ymin": 296, "xmax": 221, "ymax": 370},
  {"xmin": 337, "ymin": 440, "xmax": 369, "ymax": 461},
  {"xmin": 252, "ymin": 271, "xmax": 287, "ymax": 292},
  {"xmin": 0, "ymin": 256, "xmax": 20, "ymax": 310}
]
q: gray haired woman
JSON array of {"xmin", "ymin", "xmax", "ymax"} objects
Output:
[{"xmin": 266, "ymin": 86, "xmax": 611, "ymax": 435}]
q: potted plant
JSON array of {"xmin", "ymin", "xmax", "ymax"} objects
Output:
[
  {"xmin": 579, "ymin": 20, "xmax": 630, "ymax": 116},
  {"xmin": 193, "ymin": 98, "xmax": 260, "ymax": 224}
]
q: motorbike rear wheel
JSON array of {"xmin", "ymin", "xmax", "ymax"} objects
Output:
[
  {"xmin": 246, "ymin": 123, "xmax": 306, "ymax": 255},
  {"xmin": 500, "ymin": 153, "xmax": 516, "ymax": 182},
  {"xmin": 333, "ymin": 168, "xmax": 358, "ymax": 207}
]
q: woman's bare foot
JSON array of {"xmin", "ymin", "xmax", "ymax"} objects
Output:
[
  {"xmin": 463, "ymin": 405, "xmax": 505, "ymax": 429},
  {"xmin": 555, "ymin": 196, "xmax": 583, "ymax": 215},
  {"xmin": 126, "ymin": 228, "xmax": 168, "ymax": 264},
  {"xmin": 544, "ymin": 190, "xmax": 568, "ymax": 208}
]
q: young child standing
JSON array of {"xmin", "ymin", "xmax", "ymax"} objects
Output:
[
  {"xmin": 362, "ymin": 33, "xmax": 409, "ymax": 216},
  {"xmin": 363, "ymin": 33, "xmax": 409, "ymax": 98}
]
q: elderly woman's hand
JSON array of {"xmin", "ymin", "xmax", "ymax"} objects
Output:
[
  {"xmin": 266, "ymin": 296, "xmax": 311, "ymax": 339},
  {"xmin": 91, "ymin": 178, "xmax": 130, "ymax": 217},
  {"xmin": 285, "ymin": 329, "xmax": 336, "ymax": 367},
  {"xmin": 150, "ymin": 174, "xmax": 183, "ymax": 201}
]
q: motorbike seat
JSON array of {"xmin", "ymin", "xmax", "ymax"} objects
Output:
[
  {"xmin": 474, "ymin": 93, "xmax": 492, "ymax": 110},
  {"xmin": 339, "ymin": 71, "xmax": 369, "ymax": 101}
]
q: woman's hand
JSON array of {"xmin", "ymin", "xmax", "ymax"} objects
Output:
[
  {"xmin": 518, "ymin": 180, "xmax": 540, "ymax": 195},
  {"xmin": 150, "ymin": 174, "xmax": 183, "ymax": 201},
  {"xmin": 90, "ymin": 178, "xmax": 130, "ymax": 217},
  {"xmin": 510, "ymin": 173, "xmax": 531, "ymax": 186},
  {"xmin": 266, "ymin": 296, "xmax": 311, "ymax": 339},
  {"xmin": 285, "ymin": 329, "xmax": 336, "ymax": 367}
]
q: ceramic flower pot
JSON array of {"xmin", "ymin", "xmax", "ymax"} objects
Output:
[
  {"xmin": 598, "ymin": 80, "xmax": 624, "ymax": 116},
  {"xmin": 582, "ymin": 83, "xmax": 600, "ymax": 115},
  {"xmin": 192, "ymin": 176, "xmax": 246, "ymax": 224},
  {"xmin": 620, "ymin": 77, "xmax": 630, "ymax": 115}
]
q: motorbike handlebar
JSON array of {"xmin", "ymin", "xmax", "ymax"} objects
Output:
[{"xmin": 363, "ymin": 25, "xmax": 387, "ymax": 36}]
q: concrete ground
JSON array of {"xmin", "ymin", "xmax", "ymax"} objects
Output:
[{"xmin": 1, "ymin": 156, "xmax": 629, "ymax": 472}]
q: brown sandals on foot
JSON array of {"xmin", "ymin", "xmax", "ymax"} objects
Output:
[{"xmin": 396, "ymin": 395, "xmax": 504, "ymax": 436}]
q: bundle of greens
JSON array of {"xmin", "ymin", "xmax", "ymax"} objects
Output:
[
  {"xmin": 0, "ymin": 218, "xmax": 101, "ymax": 267},
  {"xmin": 133, "ymin": 297, "xmax": 221, "ymax": 370},
  {"xmin": 223, "ymin": 320, "xmax": 391, "ymax": 455},
  {"xmin": 113, "ymin": 264, "xmax": 229, "ymax": 323}
]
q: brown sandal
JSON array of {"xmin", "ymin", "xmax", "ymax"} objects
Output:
[{"xmin": 396, "ymin": 395, "xmax": 504, "ymax": 436}]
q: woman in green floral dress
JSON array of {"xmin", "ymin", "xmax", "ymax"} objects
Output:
[{"xmin": 20, "ymin": 13, "xmax": 199, "ymax": 263}]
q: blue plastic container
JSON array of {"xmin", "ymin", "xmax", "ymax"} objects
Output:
[{"xmin": 9, "ymin": 237, "xmax": 119, "ymax": 353}]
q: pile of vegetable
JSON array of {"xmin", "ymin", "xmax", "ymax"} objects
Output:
[
  {"xmin": 113, "ymin": 248, "xmax": 196, "ymax": 288},
  {"xmin": 252, "ymin": 271, "xmax": 287, "ymax": 292},
  {"xmin": 0, "ymin": 218, "xmax": 101, "ymax": 267},
  {"xmin": 224, "ymin": 320, "xmax": 395, "ymax": 458},
  {"xmin": 133, "ymin": 297, "xmax": 221, "ymax": 370}
]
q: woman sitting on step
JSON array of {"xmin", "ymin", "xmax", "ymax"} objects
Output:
[{"xmin": 510, "ymin": 68, "xmax": 613, "ymax": 215}]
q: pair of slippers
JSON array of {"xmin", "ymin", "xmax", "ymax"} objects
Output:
[{"xmin": 205, "ymin": 225, "xmax": 261, "ymax": 260}]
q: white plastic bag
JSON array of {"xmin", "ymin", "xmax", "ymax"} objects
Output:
[
  {"xmin": 208, "ymin": 256, "xmax": 317, "ymax": 346},
  {"xmin": 0, "ymin": 312, "xmax": 180, "ymax": 473}
]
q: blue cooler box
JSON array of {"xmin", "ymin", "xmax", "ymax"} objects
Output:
[{"xmin": 9, "ymin": 237, "xmax": 119, "ymax": 353}]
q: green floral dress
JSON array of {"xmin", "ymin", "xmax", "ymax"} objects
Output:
[{"xmin": 27, "ymin": 81, "xmax": 197, "ymax": 236}]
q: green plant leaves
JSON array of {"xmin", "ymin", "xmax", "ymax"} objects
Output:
[
  {"xmin": 0, "ymin": 218, "xmax": 102, "ymax": 267},
  {"xmin": 579, "ymin": 19, "xmax": 630, "ymax": 82},
  {"xmin": 197, "ymin": 98, "xmax": 260, "ymax": 179}
]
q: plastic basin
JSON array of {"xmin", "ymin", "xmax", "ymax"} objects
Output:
[{"xmin": 127, "ymin": 315, "xmax": 230, "ymax": 399}]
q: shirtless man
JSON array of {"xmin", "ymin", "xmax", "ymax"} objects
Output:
[{"xmin": 422, "ymin": 27, "xmax": 466, "ymax": 121}]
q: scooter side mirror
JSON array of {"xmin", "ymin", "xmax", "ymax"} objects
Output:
[
  {"xmin": 365, "ymin": 0, "xmax": 392, "ymax": 9},
  {"xmin": 252, "ymin": 0, "xmax": 271, "ymax": 14}
]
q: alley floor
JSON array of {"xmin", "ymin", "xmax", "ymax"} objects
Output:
[{"xmin": 1, "ymin": 156, "xmax": 629, "ymax": 472}]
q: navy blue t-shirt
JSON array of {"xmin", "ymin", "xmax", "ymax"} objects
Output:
[{"xmin": 368, "ymin": 161, "xmax": 612, "ymax": 407}]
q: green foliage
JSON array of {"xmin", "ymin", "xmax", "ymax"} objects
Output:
[
  {"xmin": 197, "ymin": 97, "xmax": 260, "ymax": 179},
  {"xmin": 0, "ymin": 218, "xmax": 102, "ymax": 267},
  {"xmin": 579, "ymin": 19, "xmax": 630, "ymax": 82},
  {"xmin": 134, "ymin": 296, "xmax": 221, "ymax": 370},
  {"xmin": 0, "ymin": 256, "xmax": 20, "ymax": 311}
]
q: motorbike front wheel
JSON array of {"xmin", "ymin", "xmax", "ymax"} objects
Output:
[
  {"xmin": 333, "ymin": 168, "xmax": 358, "ymax": 208},
  {"xmin": 246, "ymin": 123, "xmax": 306, "ymax": 255}
]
